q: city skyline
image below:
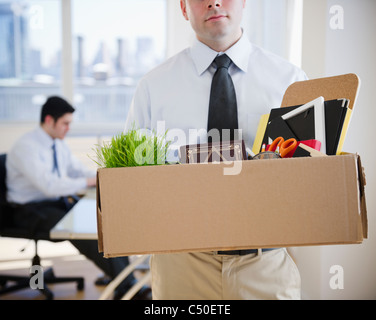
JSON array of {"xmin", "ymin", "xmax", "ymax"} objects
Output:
[
  {"xmin": 0, "ymin": 0, "xmax": 167, "ymax": 125},
  {"xmin": 0, "ymin": 0, "xmax": 167, "ymax": 82}
]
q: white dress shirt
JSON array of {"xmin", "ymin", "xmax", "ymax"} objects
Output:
[
  {"xmin": 125, "ymin": 32, "xmax": 308, "ymax": 161},
  {"xmin": 6, "ymin": 127, "xmax": 95, "ymax": 204}
]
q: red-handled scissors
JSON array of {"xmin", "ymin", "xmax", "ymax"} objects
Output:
[{"xmin": 268, "ymin": 137, "xmax": 298, "ymax": 158}]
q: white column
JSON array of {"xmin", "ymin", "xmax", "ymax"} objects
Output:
[{"xmin": 61, "ymin": 0, "xmax": 74, "ymax": 103}]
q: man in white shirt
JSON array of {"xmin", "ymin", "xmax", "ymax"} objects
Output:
[
  {"xmin": 6, "ymin": 96, "xmax": 143, "ymax": 299},
  {"xmin": 125, "ymin": 0, "xmax": 307, "ymax": 299},
  {"xmin": 7, "ymin": 100, "xmax": 96, "ymax": 204}
]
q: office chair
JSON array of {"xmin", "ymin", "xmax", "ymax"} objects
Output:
[{"xmin": 0, "ymin": 153, "xmax": 84, "ymax": 299}]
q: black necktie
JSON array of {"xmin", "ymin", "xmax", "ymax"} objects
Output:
[
  {"xmin": 207, "ymin": 54, "xmax": 238, "ymax": 142},
  {"xmin": 52, "ymin": 142, "xmax": 60, "ymax": 177}
]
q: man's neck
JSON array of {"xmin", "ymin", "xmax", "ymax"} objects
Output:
[
  {"xmin": 40, "ymin": 124, "xmax": 55, "ymax": 140},
  {"xmin": 198, "ymin": 30, "xmax": 243, "ymax": 53}
]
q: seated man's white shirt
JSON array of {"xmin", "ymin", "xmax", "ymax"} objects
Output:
[{"xmin": 6, "ymin": 127, "xmax": 94, "ymax": 204}]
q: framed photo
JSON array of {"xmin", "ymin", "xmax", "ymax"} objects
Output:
[{"xmin": 179, "ymin": 140, "xmax": 246, "ymax": 164}]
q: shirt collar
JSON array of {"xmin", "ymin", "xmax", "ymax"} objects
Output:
[
  {"xmin": 190, "ymin": 31, "xmax": 252, "ymax": 75},
  {"xmin": 36, "ymin": 126, "xmax": 56, "ymax": 148}
]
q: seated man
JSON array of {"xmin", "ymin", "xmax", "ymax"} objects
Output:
[{"xmin": 6, "ymin": 96, "xmax": 149, "ymax": 299}]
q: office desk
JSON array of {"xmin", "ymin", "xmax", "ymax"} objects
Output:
[
  {"xmin": 50, "ymin": 191, "xmax": 151, "ymax": 300},
  {"xmin": 50, "ymin": 198, "xmax": 97, "ymax": 240}
]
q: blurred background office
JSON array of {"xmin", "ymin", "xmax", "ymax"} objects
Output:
[{"xmin": 0, "ymin": 0, "xmax": 375, "ymax": 299}]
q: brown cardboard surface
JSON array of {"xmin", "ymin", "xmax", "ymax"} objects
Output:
[
  {"xmin": 281, "ymin": 73, "xmax": 360, "ymax": 110},
  {"xmin": 97, "ymin": 154, "xmax": 367, "ymax": 257}
]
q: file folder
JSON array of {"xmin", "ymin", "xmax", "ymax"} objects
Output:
[{"xmin": 252, "ymin": 113, "xmax": 270, "ymax": 154}]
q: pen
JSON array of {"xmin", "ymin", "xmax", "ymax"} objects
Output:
[{"xmin": 261, "ymin": 144, "xmax": 266, "ymax": 152}]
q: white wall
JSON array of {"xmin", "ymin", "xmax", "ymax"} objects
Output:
[
  {"xmin": 296, "ymin": 0, "xmax": 376, "ymax": 299},
  {"xmin": 166, "ymin": 0, "xmax": 195, "ymax": 58}
]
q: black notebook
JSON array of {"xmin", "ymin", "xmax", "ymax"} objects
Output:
[{"xmin": 263, "ymin": 98, "xmax": 349, "ymax": 155}]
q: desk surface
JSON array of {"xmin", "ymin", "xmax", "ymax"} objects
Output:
[{"xmin": 50, "ymin": 189, "xmax": 97, "ymax": 240}]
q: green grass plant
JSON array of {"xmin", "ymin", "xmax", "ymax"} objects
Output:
[{"xmin": 91, "ymin": 128, "xmax": 171, "ymax": 168}]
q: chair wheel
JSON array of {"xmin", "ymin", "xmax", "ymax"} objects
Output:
[
  {"xmin": 77, "ymin": 279, "xmax": 84, "ymax": 291},
  {"xmin": 0, "ymin": 279, "xmax": 7, "ymax": 288},
  {"xmin": 45, "ymin": 292, "xmax": 53, "ymax": 300},
  {"xmin": 42, "ymin": 289, "xmax": 54, "ymax": 300}
]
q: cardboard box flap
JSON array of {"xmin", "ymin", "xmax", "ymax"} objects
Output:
[
  {"xmin": 96, "ymin": 171, "xmax": 104, "ymax": 253},
  {"xmin": 281, "ymin": 73, "xmax": 361, "ymax": 110},
  {"xmin": 357, "ymin": 155, "xmax": 368, "ymax": 239}
]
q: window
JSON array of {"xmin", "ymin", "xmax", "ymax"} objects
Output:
[
  {"xmin": 0, "ymin": 0, "xmax": 167, "ymax": 134},
  {"xmin": 0, "ymin": 0, "xmax": 61, "ymax": 122},
  {"xmin": 71, "ymin": 0, "xmax": 167, "ymax": 126},
  {"xmin": 243, "ymin": 0, "xmax": 303, "ymax": 67}
]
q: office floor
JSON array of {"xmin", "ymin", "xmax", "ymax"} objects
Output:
[{"xmin": 0, "ymin": 238, "xmax": 137, "ymax": 300}]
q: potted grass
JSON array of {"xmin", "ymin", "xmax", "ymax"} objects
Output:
[{"xmin": 92, "ymin": 128, "xmax": 172, "ymax": 168}]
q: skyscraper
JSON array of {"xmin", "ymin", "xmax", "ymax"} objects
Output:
[{"xmin": 0, "ymin": 3, "xmax": 29, "ymax": 79}]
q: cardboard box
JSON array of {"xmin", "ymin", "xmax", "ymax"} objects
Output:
[
  {"xmin": 97, "ymin": 153, "xmax": 367, "ymax": 257},
  {"xmin": 97, "ymin": 73, "xmax": 367, "ymax": 257}
]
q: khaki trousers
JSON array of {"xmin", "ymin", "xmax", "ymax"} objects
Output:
[{"xmin": 150, "ymin": 248, "xmax": 301, "ymax": 300}]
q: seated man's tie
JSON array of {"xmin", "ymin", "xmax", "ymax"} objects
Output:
[{"xmin": 52, "ymin": 142, "xmax": 60, "ymax": 177}]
